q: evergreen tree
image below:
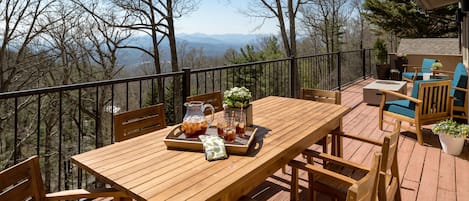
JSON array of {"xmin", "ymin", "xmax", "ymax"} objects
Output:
[{"xmin": 362, "ymin": 0, "xmax": 458, "ymax": 38}]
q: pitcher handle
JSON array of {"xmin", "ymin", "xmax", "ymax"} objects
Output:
[{"xmin": 203, "ymin": 104, "xmax": 215, "ymax": 124}]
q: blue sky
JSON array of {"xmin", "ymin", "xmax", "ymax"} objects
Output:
[{"xmin": 174, "ymin": 1, "xmax": 278, "ymax": 35}]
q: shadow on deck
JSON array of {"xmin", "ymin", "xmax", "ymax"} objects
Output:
[{"xmin": 245, "ymin": 78, "xmax": 469, "ymax": 201}]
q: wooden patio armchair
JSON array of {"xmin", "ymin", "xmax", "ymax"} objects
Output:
[
  {"xmin": 300, "ymin": 88, "xmax": 341, "ymax": 153},
  {"xmin": 401, "ymin": 58, "xmax": 436, "ymax": 82},
  {"xmin": 289, "ymin": 121, "xmax": 401, "ymax": 201},
  {"xmin": 289, "ymin": 152, "xmax": 382, "ymax": 201},
  {"xmin": 0, "ymin": 156, "xmax": 130, "ymax": 201},
  {"xmin": 433, "ymin": 63, "xmax": 468, "ymax": 122},
  {"xmin": 114, "ymin": 103, "xmax": 166, "ymax": 142},
  {"xmin": 186, "ymin": 91, "xmax": 224, "ymax": 114},
  {"xmin": 379, "ymin": 79, "xmax": 453, "ymax": 144}
]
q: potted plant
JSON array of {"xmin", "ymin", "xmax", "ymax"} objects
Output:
[
  {"xmin": 223, "ymin": 87, "xmax": 253, "ymax": 126},
  {"xmin": 374, "ymin": 39, "xmax": 390, "ymax": 80},
  {"xmin": 432, "ymin": 119, "xmax": 469, "ymax": 155},
  {"xmin": 431, "ymin": 60, "xmax": 443, "ymax": 71}
]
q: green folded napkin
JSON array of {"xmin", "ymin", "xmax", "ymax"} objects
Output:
[{"xmin": 199, "ymin": 135, "xmax": 228, "ymax": 161}]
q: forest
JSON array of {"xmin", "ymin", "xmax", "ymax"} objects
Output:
[{"xmin": 0, "ymin": 0, "xmax": 458, "ymax": 192}]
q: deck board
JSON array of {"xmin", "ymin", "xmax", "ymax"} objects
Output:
[{"xmin": 245, "ymin": 78, "xmax": 469, "ymax": 201}]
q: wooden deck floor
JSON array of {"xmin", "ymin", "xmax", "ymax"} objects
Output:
[{"xmin": 245, "ymin": 79, "xmax": 469, "ymax": 201}]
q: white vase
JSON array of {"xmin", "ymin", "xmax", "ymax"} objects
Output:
[{"xmin": 438, "ymin": 133, "xmax": 466, "ymax": 155}]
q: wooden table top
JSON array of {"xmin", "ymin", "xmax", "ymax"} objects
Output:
[{"xmin": 71, "ymin": 96, "xmax": 351, "ymax": 201}]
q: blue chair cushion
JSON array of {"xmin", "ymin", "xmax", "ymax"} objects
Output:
[
  {"xmin": 450, "ymin": 63, "xmax": 467, "ymax": 101},
  {"xmin": 421, "ymin": 58, "xmax": 436, "ymax": 73},
  {"xmin": 384, "ymin": 100, "xmax": 415, "ymax": 118},
  {"xmin": 454, "ymin": 97, "xmax": 464, "ymax": 107},
  {"xmin": 402, "ymin": 58, "xmax": 436, "ymax": 80}
]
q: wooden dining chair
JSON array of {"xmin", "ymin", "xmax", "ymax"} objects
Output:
[
  {"xmin": 186, "ymin": 91, "xmax": 224, "ymax": 114},
  {"xmin": 301, "ymin": 88, "xmax": 341, "ymax": 153},
  {"xmin": 0, "ymin": 156, "xmax": 130, "ymax": 201},
  {"xmin": 289, "ymin": 121, "xmax": 401, "ymax": 201},
  {"xmin": 379, "ymin": 79, "xmax": 452, "ymax": 144},
  {"xmin": 290, "ymin": 152, "xmax": 382, "ymax": 201},
  {"xmin": 114, "ymin": 103, "xmax": 166, "ymax": 142}
]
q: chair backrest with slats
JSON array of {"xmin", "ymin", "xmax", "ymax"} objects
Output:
[
  {"xmin": 0, "ymin": 156, "xmax": 45, "ymax": 201},
  {"xmin": 186, "ymin": 91, "xmax": 224, "ymax": 114},
  {"xmin": 414, "ymin": 80, "xmax": 452, "ymax": 120},
  {"xmin": 114, "ymin": 104, "xmax": 166, "ymax": 142},
  {"xmin": 346, "ymin": 152, "xmax": 381, "ymax": 201},
  {"xmin": 378, "ymin": 121, "xmax": 401, "ymax": 201},
  {"xmin": 300, "ymin": 88, "xmax": 341, "ymax": 105}
]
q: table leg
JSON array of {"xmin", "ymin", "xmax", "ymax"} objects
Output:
[{"xmin": 331, "ymin": 120, "xmax": 343, "ymax": 157}]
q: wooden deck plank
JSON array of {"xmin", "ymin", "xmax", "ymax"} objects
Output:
[
  {"xmin": 455, "ymin": 147, "xmax": 469, "ymax": 201},
  {"xmin": 416, "ymin": 147, "xmax": 440, "ymax": 201}
]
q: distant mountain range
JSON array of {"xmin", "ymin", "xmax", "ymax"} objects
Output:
[{"xmin": 117, "ymin": 33, "xmax": 270, "ymax": 68}]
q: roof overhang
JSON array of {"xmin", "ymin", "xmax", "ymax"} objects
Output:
[{"xmin": 416, "ymin": 0, "xmax": 458, "ymax": 10}]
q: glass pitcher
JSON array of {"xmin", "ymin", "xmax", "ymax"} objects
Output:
[{"xmin": 181, "ymin": 101, "xmax": 215, "ymax": 137}]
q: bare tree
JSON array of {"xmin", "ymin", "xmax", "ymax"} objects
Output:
[
  {"xmin": 244, "ymin": 0, "xmax": 306, "ymax": 97},
  {"xmin": 300, "ymin": 0, "xmax": 351, "ymax": 53}
]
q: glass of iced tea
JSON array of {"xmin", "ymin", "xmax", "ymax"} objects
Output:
[
  {"xmin": 217, "ymin": 119, "xmax": 228, "ymax": 137},
  {"xmin": 235, "ymin": 112, "xmax": 246, "ymax": 138},
  {"xmin": 223, "ymin": 127, "xmax": 236, "ymax": 143}
]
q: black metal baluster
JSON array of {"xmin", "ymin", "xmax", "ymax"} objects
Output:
[
  {"xmin": 37, "ymin": 95, "xmax": 41, "ymax": 156},
  {"xmin": 58, "ymin": 91, "xmax": 63, "ymax": 190},
  {"xmin": 14, "ymin": 97, "xmax": 18, "ymax": 164},
  {"xmin": 139, "ymin": 80, "xmax": 142, "ymax": 108},
  {"xmin": 78, "ymin": 89, "xmax": 82, "ymax": 188},
  {"xmin": 126, "ymin": 82, "xmax": 129, "ymax": 111},
  {"xmin": 111, "ymin": 85, "xmax": 114, "ymax": 143},
  {"xmin": 151, "ymin": 79, "xmax": 155, "ymax": 105}
]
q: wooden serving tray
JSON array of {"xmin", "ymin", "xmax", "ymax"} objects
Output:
[{"xmin": 164, "ymin": 125, "xmax": 257, "ymax": 155}]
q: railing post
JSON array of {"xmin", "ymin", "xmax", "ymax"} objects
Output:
[
  {"xmin": 362, "ymin": 49, "xmax": 366, "ymax": 79},
  {"xmin": 182, "ymin": 67, "xmax": 191, "ymax": 109},
  {"xmin": 337, "ymin": 52, "xmax": 341, "ymax": 91},
  {"xmin": 289, "ymin": 56, "xmax": 298, "ymax": 98}
]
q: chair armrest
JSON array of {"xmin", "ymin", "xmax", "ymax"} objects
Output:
[
  {"xmin": 331, "ymin": 132, "xmax": 383, "ymax": 146},
  {"xmin": 302, "ymin": 149, "xmax": 370, "ymax": 172},
  {"xmin": 289, "ymin": 160, "xmax": 357, "ymax": 185},
  {"xmin": 379, "ymin": 89, "xmax": 421, "ymax": 104},
  {"xmin": 454, "ymin": 86, "xmax": 468, "ymax": 92},
  {"xmin": 45, "ymin": 188, "xmax": 129, "ymax": 201},
  {"xmin": 431, "ymin": 69, "xmax": 454, "ymax": 75}
]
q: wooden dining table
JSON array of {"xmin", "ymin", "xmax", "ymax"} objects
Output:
[{"xmin": 71, "ymin": 96, "xmax": 350, "ymax": 201}]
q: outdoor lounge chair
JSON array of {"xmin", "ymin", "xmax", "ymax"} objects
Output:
[
  {"xmin": 114, "ymin": 103, "xmax": 166, "ymax": 142},
  {"xmin": 289, "ymin": 121, "xmax": 401, "ymax": 201},
  {"xmin": 186, "ymin": 91, "xmax": 224, "ymax": 114},
  {"xmin": 379, "ymin": 79, "xmax": 453, "ymax": 144},
  {"xmin": 433, "ymin": 63, "xmax": 468, "ymax": 122},
  {"xmin": 401, "ymin": 58, "xmax": 436, "ymax": 82},
  {"xmin": 0, "ymin": 156, "xmax": 130, "ymax": 201}
]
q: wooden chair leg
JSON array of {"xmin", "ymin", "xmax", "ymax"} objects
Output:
[
  {"xmin": 291, "ymin": 166, "xmax": 299, "ymax": 201},
  {"xmin": 379, "ymin": 110, "xmax": 384, "ymax": 130},
  {"xmin": 415, "ymin": 122, "xmax": 423, "ymax": 145}
]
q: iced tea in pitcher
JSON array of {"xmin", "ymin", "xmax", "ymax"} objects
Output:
[{"xmin": 182, "ymin": 101, "xmax": 214, "ymax": 138}]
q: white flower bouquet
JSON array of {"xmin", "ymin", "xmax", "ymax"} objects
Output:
[{"xmin": 223, "ymin": 87, "xmax": 252, "ymax": 108}]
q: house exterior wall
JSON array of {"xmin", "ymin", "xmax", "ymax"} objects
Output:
[{"xmin": 405, "ymin": 54, "xmax": 463, "ymax": 71}]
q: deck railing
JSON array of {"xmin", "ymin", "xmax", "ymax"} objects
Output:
[{"xmin": 0, "ymin": 49, "xmax": 374, "ymax": 191}]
